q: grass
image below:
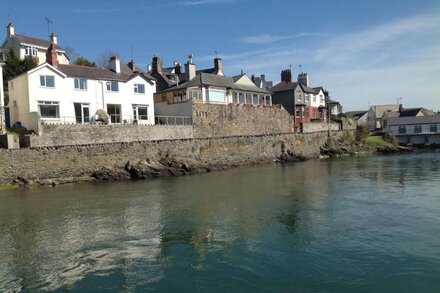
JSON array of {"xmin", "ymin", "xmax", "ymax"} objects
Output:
[{"xmin": 364, "ymin": 135, "xmax": 393, "ymax": 148}]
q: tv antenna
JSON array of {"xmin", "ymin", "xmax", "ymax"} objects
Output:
[
  {"xmin": 214, "ymin": 50, "xmax": 218, "ymax": 58},
  {"xmin": 299, "ymin": 64, "xmax": 302, "ymax": 73},
  {"xmin": 45, "ymin": 17, "xmax": 53, "ymax": 36}
]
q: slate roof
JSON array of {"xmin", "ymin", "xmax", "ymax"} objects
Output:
[
  {"xmin": 160, "ymin": 72, "xmax": 271, "ymax": 94},
  {"xmin": 269, "ymin": 81, "xmax": 299, "ymax": 92},
  {"xmin": 12, "ymin": 34, "xmax": 65, "ymax": 50},
  {"xmin": 57, "ymin": 64, "xmax": 131, "ymax": 81},
  {"xmin": 387, "ymin": 115, "xmax": 440, "ymax": 126},
  {"xmin": 252, "ymin": 76, "xmax": 273, "ymax": 90},
  {"xmin": 328, "ymin": 99, "xmax": 340, "ymax": 104}
]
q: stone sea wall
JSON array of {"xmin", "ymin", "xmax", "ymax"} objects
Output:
[{"xmin": 0, "ymin": 131, "xmax": 348, "ymax": 185}]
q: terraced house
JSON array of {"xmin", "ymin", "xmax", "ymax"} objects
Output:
[
  {"xmin": 8, "ymin": 40, "xmax": 156, "ymax": 132},
  {"xmin": 151, "ymin": 54, "xmax": 272, "ymax": 123},
  {"xmin": 270, "ymin": 69, "xmax": 328, "ymax": 129}
]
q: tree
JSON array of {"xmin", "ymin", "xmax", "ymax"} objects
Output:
[
  {"xmin": 95, "ymin": 49, "xmax": 120, "ymax": 67},
  {"xmin": 74, "ymin": 56, "xmax": 96, "ymax": 67},
  {"xmin": 3, "ymin": 50, "xmax": 38, "ymax": 105}
]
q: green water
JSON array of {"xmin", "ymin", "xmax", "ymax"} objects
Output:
[{"xmin": 1, "ymin": 152, "xmax": 440, "ymax": 292}]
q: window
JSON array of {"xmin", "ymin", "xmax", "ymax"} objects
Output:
[
  {"xmin": 320, "ymin": 95, "xmax": 324, "ymax": 103},
  {"xmin": 252, "ymin": 94, "xmax": 259, "ymax": 105},
  {"xmin": 305, "ymin": 94, "xmax": 309, "ymax": 103},
  {"xmin": 133, "ymin": 105, "xmax": 149, "ymax": 120},
  {"xmin": 398, "ymin": 126, "xmax": 406, "ymax": 134},
  {"xmin": 296, "ymin": 91, "xmax": 302, "ymax": 101},
  {"xmin": 189, "ymin": 89, "xmax": 202, "ymax": 100},
  {"xmin": 414, "ymin": 125, "xmax": 422, "ymax": 133},
  {"xmin": 74, "ymin": 78, "xmax": 87, "ymax": 90},
  {"xmin": 313, "ymin": 95, "xmax": 316, "ymax": 102},
  {"xmin": 207, "ymin": 88, "xmax": 226, "ymax": 103},
  {"xmin": 38, "ymin": 101, "xmax": 59, "ymax": 118},
  {"xmin": 238, "ymin": 93, "xmax": 245, "ymax": 104},
  {"xmin": 25, "ymin": 46, "xmax": 38, "ymax": 56},
  {"xmin": 430, "ymin": 124, "xmax": 438, "ymax": 133},
  {"xmin": 106, "ymin": 81, "xmax": 119, "ymax": 92},
  {"xmin": 40, "ymin": 75, "xmax": 55, "ymax": 88},
  {"xmin": 134, "ymin": 83, "xmax": 145, "ymax": 94}
]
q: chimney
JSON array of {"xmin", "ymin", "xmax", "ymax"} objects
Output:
[
  {"xmin": 214, "ymin": 58, "xmax": 223, "ymax": 75},
  {"xmin": 147, "ymin": 64, "xmax": 152, "ymax": 72},
  {"xmin": 281, "ymin": 69, "xmax": 292, "ymax": 83},
  {"xmin": 260, "ymin": 74, "xmax": 266, "ymax": 82},
  {"xmin": 298, "ymin": 72, "xmax": 308, "ymax": 86},
  {"xmin": 50, "ymin": 33, "xmax": 58, "ymax": 45},
  {"xmin": 7, "ymin": 23, "xmax": 14, "ymax": 37},
  {"xmin": 173, "ymin": 61, "xmax": 182, "ymax": 74},
  {"xmin": 251, "ymin": 74, "xmax": 255, "ymax": 82},
  {"xmin": 108, "ymin": 56, "xmax": 121, "ymax": 74},
  {"xmin": 152, "ymin": 55, "xmax": 162, "ymax": 73},
  {"xmin": 46, "ymin": 41, "xmax": 58, "ymax": 66},
  {"xmin": 185, "ymin": 53, "xmax": 196, "ymax": 81},
  {"xmin": 128, "ymin": 61, "xmax": 137, "ymax": 72}
]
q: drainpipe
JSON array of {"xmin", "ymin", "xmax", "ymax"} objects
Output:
[{"xmin": 0, "ymin": 61, "xmax": 5, "ymax": 134}]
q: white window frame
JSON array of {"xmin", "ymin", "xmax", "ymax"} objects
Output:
[
  {"xmin": 74, "ymin": 78, "xmax": 87, "ymax": 90},
  {"xmin": 38, "ymin": 101, "xmax": 59, "ymax": 119},
  {"xmin": 106, "ymin": 81, "xmax": 119, "ymax": 92},
  {"xmin": 25, "ymin": 46, "xmax": 38, "ymax": 56},
  {"xmin": 134, "ymin": 83, "xmax": 145, "ymax": 94},
  {"xmin": 40, "ymin": 75, "xmax": 55, "ymax": 88},
  {"xmin": 132, "ymin": 105, "xmax": 149, "ymax": 121}
]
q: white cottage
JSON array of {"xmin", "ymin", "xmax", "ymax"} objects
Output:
[{"xmin": 8, "ymin": 42, "xmax": 156, "ymax": 132}]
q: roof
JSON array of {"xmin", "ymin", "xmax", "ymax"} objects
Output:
[
  {"xmin": 387, "ymin": 115, "xmax": 440, "ymax": 126},
  {"xmin": 270, "ymin": 81, "xmax": 299, "ymax": 92},
  {"xmin": 329, "ymin": 99, "xmax": 340, "ymax": 105},
  {"xmin": 11, "ymin": 34, "xmax": 65, "ymax": 51},
  {"xmin": 299, "ymin": 84, "xmax": 318, "ymax": 94},
  {"xmin": 56, "ymin": 64, "xmax": 131, "ymax": 81},
  {"xmin": 159, "ymin": 72, "xmax": 271, "ymax": 94},
  {"xmin": 370, "ymin": 104, "xmax": 400, "ymax": 118},
  {"xmin": 345, "ymin": 110, "xmax": 368, "ymax": 117}
]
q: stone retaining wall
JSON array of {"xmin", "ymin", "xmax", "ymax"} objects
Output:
[
  {"xmin": 0, "ymin": 131, "xmax": 348, "ymax": 185},
  {"xmin": 27, "ymin": 124, "xmax": 194, "ymax": 147}
]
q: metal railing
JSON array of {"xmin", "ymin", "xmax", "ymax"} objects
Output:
[{"xmin": 154, "ymin": 115, "xmax": 192, "ymax": 125}]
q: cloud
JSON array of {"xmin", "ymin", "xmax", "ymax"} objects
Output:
[
  {"xmin": 240, "ymin": 32, "xmax": 327, "ymax": 45},
  {"xmin": 75, "ymin": 0, "xmax": 240, "ymax": 13},
  {"xmin": 219, "ymin": 12, "xmax": 440, "ymax": 111}
]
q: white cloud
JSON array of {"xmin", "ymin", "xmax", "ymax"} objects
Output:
[
  {"xmin": 219, "ymin": 12, "xmax": 440, "ymax": 111},
  {"xmin": 240, "ymin": 32, "xmax": 327, "ymax": 45}
]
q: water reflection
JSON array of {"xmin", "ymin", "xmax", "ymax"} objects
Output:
[{"xmin": 0, "ymin": 152, "xmax": 440, "ymax": 292}]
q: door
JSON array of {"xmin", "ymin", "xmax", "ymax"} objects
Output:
[
  {"xmin": 107, "ymin": 104, "xmax": 121, "ymax": 124},
  {"xmin": 74, "ymin": 103, "xmax": 90, "ymax": 124}
]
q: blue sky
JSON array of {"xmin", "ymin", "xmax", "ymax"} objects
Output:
[{"xmin": 1, "ymin": 0, "xmax": 439, "ymax": 111}]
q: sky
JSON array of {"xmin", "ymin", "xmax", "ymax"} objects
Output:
[{"xmin": 1, "ymin": 0, "xmax": 439, "ymax": 111}]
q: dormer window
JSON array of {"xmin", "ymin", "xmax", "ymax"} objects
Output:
[
  {"xmin": 134, "ymin": 83, "xmax": 145, "ymax": 94},
  {"xmin": 25, "ymin": 46, "xmax": 38, "ymax": 56}
]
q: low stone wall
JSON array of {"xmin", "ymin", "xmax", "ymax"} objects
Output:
[
  {"xmin": 0, "ymin": 131, "xmax": 348, "ymax": 185},
  {"xmin": 26, "ymin": 124, "xmax": 194, "ymax": 147},
  {"xmin": 192, "ymin": 103, "xmax": 294, "ymax": 138},
  {"xmin": 302, "ymin": 122, "xmax": 340, "ymax": 133}
]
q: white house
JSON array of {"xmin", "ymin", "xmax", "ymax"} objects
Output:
[
  {"xmin": 8, "ymin": 42, "xmax": 156, "ymax": 132},
  {"xmin": 387, "ymin": 115, "xmax": 440, "ymax": 145},
  {"xmin": 1, "ymin": 23, "xmax": 69, "ymax": 65}
]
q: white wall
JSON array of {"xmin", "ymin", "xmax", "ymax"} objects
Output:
[
  {"xmin": 310, "ymin": 89, "xmax": 325, "ymax": 108},
  {"xmin": 8, "ymin": 64, "xmax": 156, "ymax": 131}
]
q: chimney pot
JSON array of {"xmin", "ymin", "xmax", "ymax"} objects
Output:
[{"xmin": 50, "ymin": 33, "xmax": 58, "ymax": 45}]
